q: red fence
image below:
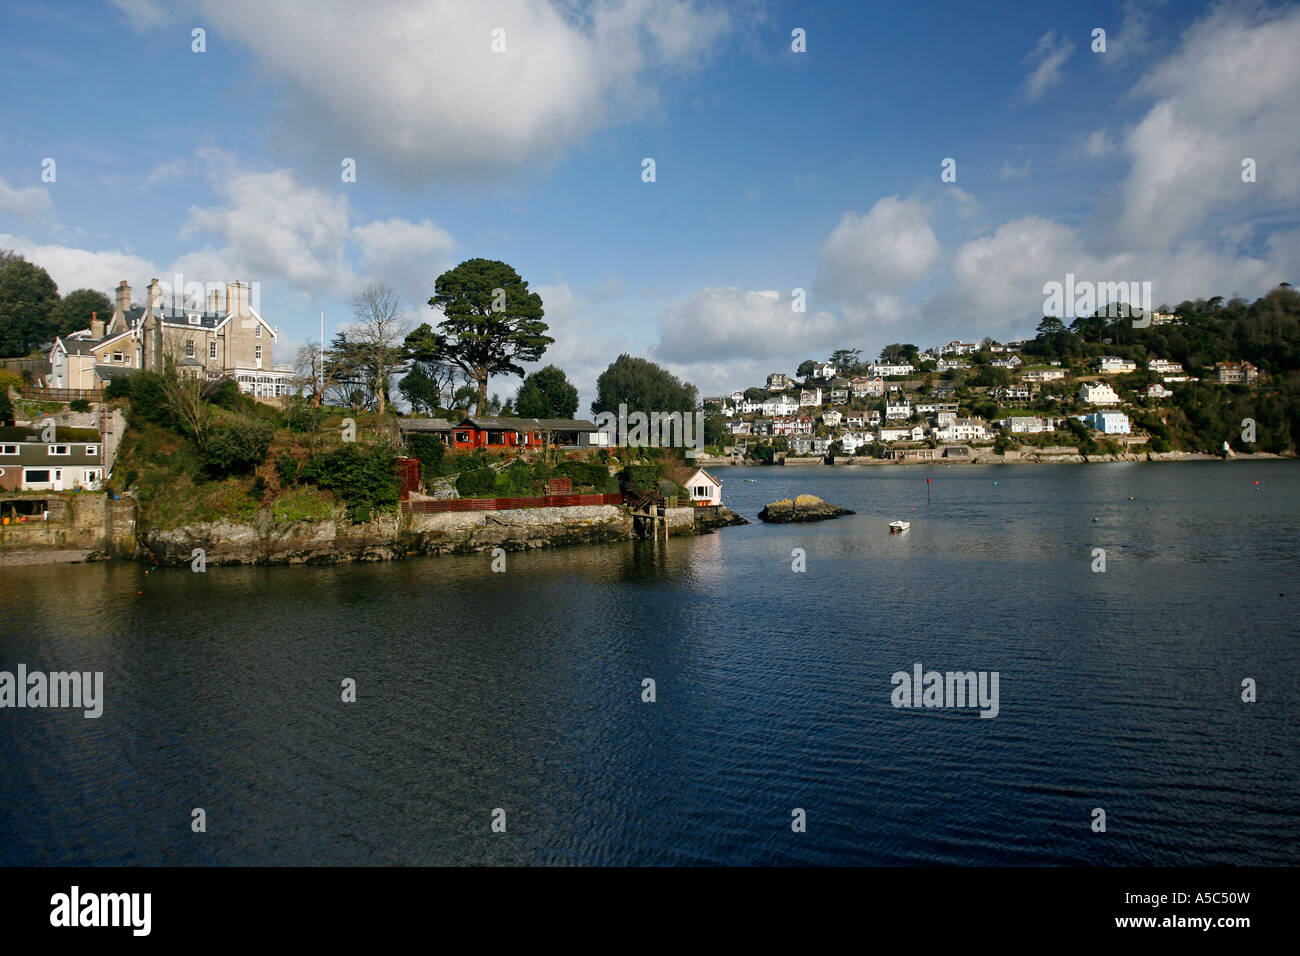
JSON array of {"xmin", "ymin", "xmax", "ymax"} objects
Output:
[{"xmin": 401, "ymin": 492, "xmax": 625, "ymax": 514}]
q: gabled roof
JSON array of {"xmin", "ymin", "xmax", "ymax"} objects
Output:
[{"xmin": 397, "ymin": 417, "xmax": 455, "ymax": 433}]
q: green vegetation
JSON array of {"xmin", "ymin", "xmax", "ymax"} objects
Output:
[
  {"xmin": 515, "ymin": 364, "xmax": 580, "ymax": 419},
  {"xmin": 591, "ymin": 354, "xmax": 697, "ymax": 417}
]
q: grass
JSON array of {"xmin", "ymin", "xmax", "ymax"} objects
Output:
[{"xmin": 271, "ymin": 487, "xmax": 338, "ymax": 523}]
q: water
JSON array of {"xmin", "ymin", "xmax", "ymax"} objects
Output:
[{"xmin": 2, "ymin": 461, "xmax": 1298, "ymax": 865}]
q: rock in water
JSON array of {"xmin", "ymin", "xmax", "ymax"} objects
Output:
[{"xmin": 757, "ymin": 494, "xmax": 855, "ymax": 523}]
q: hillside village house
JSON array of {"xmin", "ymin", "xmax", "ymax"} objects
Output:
[
  {"xmin": 1022, "ymin": 368, "xmax": 1066, "ymax": 382},
  {"xmin": 762, "ymin": 394, "xmax": 799, "ymax": 416},
  {"xmin": 47, "ymin": 279, "xmax": 293, "ymax": 399},
  {"xmin": 1150, "ymin": 311, "xmax": 1180, "ymax": 325},
  {"xmin": 1141, "ymin": 383, "xmax": 1173, "ymax": 400},
  {"xmin": 812, "ymin": 362, "xmax": 838, "ymax": 379},
  {"xmin": 935, "ymin": 358, "xmax": 970, "ymax": 372},
  {"xmin": 990, "ymin": 355, "xmax": 1023, "ymax": 368},
  {"xmin": 1096, "ymin": 355, "xmax": 1138, "ymax": 374},
  {"xmin": 1082, "ymin": 411, "xmax": 1131, "ymax": 434},
  {"xmin": 934, "ymin": 419, "xmax": 990, "ymax": 443},
  {"xmin": 0, "ymin": 430, "xmax": 104, "ymax": 491},
  {"xmin": 940, "ymin": 341, "xmax": 978, "ymax": 356},
  {"xmin": 993, "ymin": 384, "xmax": 1037, "ymax": 402},
  {"xmin": 790, "ymin": 435, "xmax": 830, "ymax": 455},
  {"xmin": 1002, "ymin": 416, "xmax": 1055, "ymax": 434},
  {"xmin": 851, "ymin": 376, "xmax": 885, "ymax": 398},
  {"xmin": 1078, "ymin": 381, "xmax": 1122, "ymax": 405},
  {"xmin": 822, "ymin": 409, "xmax": 843, "ymax": 427},
  {"xmin": 1147, "ymin": 358, "xmax": 1184, "ymax": 374},
  {"xmin": 869, "ymin": 362, "xmax": 914, "ymax": 377},
  {"xmin": 1214, "ymin": 361, "xmax": 1258, "ymax": 384},
  {"xmin": 799, "ymin": 387, "xmax": 822, "ymax": 407},
  {"xmin": 885, "ymin": 398, "xmax": 912, "ymax": 420},
  {"xmin": 766, "ymin": 372, "xmax": 794, "ymax": 390}
]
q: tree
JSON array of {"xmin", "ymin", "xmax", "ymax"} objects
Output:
[
  {"xmin": 591, "ymin": 354, "xmax": 697, "ymax": 417},
  {"xmin": 829, "ymin": 348, "xmax": 861, "ymax": 370},
  {"xmin": 349, "ymin": 283, "xmax": 410, "ymax": 417},
  {"xmin": 515, "ymin": 365, "xmax": 579, "ymax": 419},
  {"xmin": 0, "ymin": 257, "xmax": 59, "ymax": 356},
  {"xmin": 48, "ymin": 289, "xmax": 113, "ymax": 339},
  {"xmin": 397, "ymin": 365, "xmax": 443, "ymax": 416},
  {"xmin": 796, "ymin": 359, "xmax": 816, "ymax": 378},
  {"xmin": 418, "ymin": 258, "xmax": 553, "ymax": 414}
]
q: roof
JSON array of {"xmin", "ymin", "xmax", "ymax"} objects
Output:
[
  {"xmin": 687, "ymin": 467, "xmax": 721, "ymax": 486},
  {"xmin": 459, "ymin": 416, "xmax": 600, "ymax": 432},
  {"xmin": 93, "ymin": 365, "xmax": 134, "ymax": 381},
  {"xmin": 397, "ymin": 417, "xmax": 456, "ymax": 433}
]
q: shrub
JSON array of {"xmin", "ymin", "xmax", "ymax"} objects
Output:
[
  {"xmin": 202, "ymin": 419, "xmax": 275, "ymax": 476},
  {"xmin": 275, "ymin": 453, "xmax": 299, "ymax": 487},
  {"xmin": 285, "ymin": 399, "xmax": 329, "ymax": 434},
  {"xmin": 405, "ymin": 432, "xmax": 447, "ymax": 480},
  {"xmin": 250, "ymin": 475, "xmax": 268, "ymax": 500},
  {"xmin": 556, "ymin": 460, "xmax": 610, "ymax": 490},
  {"xmin": 455, "ymin": 454, "xmax": 500, "ymax": 497},
  {"xmin": 69, "ymin": 398, "xmax": 91, "ymax": 412},
  {"xmin": 104, "ymin": 375, "xmax": 133, "ymax": 400},
  {"xmin": 124, "ymin": 372, "xmax": 173, "ymax": 428},
  {"xmin": 300, "ymin": 444, "xmax": 401, "ymax": 523}
]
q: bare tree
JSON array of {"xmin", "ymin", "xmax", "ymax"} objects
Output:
[
  {"xmin": 349, "ymin": 284, "xmax": 410, "ymax": 417},
  {"xmin": 158, "ymin": 335, "xmax": 210, "ymax": 446},
  {"xmin": 293, "ymin": 340, "xmax": 346, "ymax": 407}
]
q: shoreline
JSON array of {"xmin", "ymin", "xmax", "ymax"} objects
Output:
[{"xmin": 698, "ymin": 450, "xmax": 1292, "ymax": 467}]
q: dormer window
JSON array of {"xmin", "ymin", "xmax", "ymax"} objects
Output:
[{"xmin": 189, "ymin": 314, "xmax": 201, "ymax": 325}]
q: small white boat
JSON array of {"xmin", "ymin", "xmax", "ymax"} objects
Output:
[{"xmin": 889, "ymin": 520, "xmax": 910, "ymax": 534}]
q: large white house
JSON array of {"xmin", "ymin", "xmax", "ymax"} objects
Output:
[
  {"xmin": 870, "ymin": 362, "xmax": 915, "ymax": 378},
  {"xmin": 1078, "ymin": 381, "xmax": 1122, "ymax": 405},
  {"xmin": 885, "ymin": 399, "xmax": 912, "ymax": 420},
  {"xmin": 1083, "ymin": 411, "xmax": 1131, "ymax": 434},
  {"xmin": 762, "ymin": 394, "xmax": 799, "ymax": 416},
  {"xmin": 934, "ymin": 419, "xmax": 990, "ymax": 443},
  {"xmin": 799, "ymin": 387, "xmax": 823, "ymax": 407},
  {"xmin": 1002, "ymin": 416, "xmax": 1054, "ymax": 434},
  {"xmin": 1147, "ymin": 358, "xmax": 1184, "ymax": 374},
  {"xmin": 851, "ymin": 376, "xmax": 885, "ymax": 398}
]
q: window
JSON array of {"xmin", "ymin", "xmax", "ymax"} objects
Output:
[
  {"xmin": 209, "ymin": 341, "xmax": 217, "ymax": 359},
  {"xmin": 48, "ymin": 445, "xmax": 69, "ymax": 456},
  {"xmin": 189, "ymin": 314, "xmax": 201, "ymax": 325},
  {"xmin": 455, "ymin": 431, "xmax": 471, "ymax": 443},
  {"xmin": 85, "ymin": 445, "xmax": 98, "ymax": 456},
  {"xmin": 486, "ymin": 430, "xmax": 506, "ymax": 444},
  {"xmin": 113, "ymin": 352, "xmax": 123, "ymax": 363},
  {"xmin": 186, "ymin": 340, "xmax": 195, "ymax": 357},
  {"xmin": 0, "ymin": 445, "xmax": 16, "ymax": 455},
  {"xmin": 255, "ymin": 346, "xmax": 262, "ymax": 361},
  {"xmin": 25, "ymin": 469, "xmax": 50, "ymax": 483},
  {"xmin": 84, "ymin": 470, "xmax": 101, "ymax": 483},
  {"xmin": 255, "ymin": 325, "xmax": 262, "ymax": 338}
]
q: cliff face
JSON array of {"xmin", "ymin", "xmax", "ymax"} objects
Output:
[{"xmin": 141, "ymin": 504, "xmax": 644, "ymax": 566}]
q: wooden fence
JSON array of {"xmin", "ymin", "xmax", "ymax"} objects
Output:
[
  {"xmin": 21, "ymin": 386, "xmax": 104, "ymax": 402},
  {"xmin": 401, "ymin": 492, "xmax": 625, "ymax": 514}
]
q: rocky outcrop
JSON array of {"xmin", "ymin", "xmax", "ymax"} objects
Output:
[
  {"xmin": 695, "ymin": 507, "xmax": 749, "ymax": 532},
  {"xmin": 757, "ymin": 494, "xmax": 855, "ymax": 523},
  {"xmin": 140, "ymin": 504, "xmax": 650, "ymax": 566}
]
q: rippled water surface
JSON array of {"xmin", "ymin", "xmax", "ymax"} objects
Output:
[{"xmin": 2, "ymin": 461, "xmax": 1298, "ymax": 865}]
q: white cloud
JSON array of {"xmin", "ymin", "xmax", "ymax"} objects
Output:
[
  {"xmin": 0, "ymin": 176, "xmax": 53, "ymax": 220},
  {"xmin": 1022, "ymin": 30, "xmax": 1074, "ymax": 101},
  {"xmin": 1116, "ymin": 4, "xmax": 1300, "ymax": 246},
  {"xmin": 652, "ymin": 287, "xmax": 842, "ymax": 367},
  {"xmin": 351, "ymin": 218, "xmax": 456, "ymax": 310},
  {"xmin": 1101, "ymin": 0, "xmax": 1160, "ymax": 67},
  {"xmin": 181, "ymin": 165, "xmax": 351, "ymax": 292},
  {"xmin": 107, "ymin": 0, "xmax": 170, "ymax": 29},
  {"xmin": 817, "ymin": 197, "xmax": 940, "ymax": 302},
  {"xmin": 1082, "ymin": 128, "xmax": 1114, "ymax": 157},
  {"xmin": 175, "ymin": 0, "xmax": 731, "ymax": 181}
]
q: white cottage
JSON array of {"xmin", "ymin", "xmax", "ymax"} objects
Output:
[{"xmin": 685, "ymin": 468, "xmax": 722, "ymax": 507}]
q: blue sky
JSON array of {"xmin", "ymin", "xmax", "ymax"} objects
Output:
[{"xmin": 2, "ymin": 0, "xmax": 1298, "ymax": 408}]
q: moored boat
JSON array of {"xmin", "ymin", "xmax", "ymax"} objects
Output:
[{"xmin": 889, "ymin": 520, "xmax": 910, "ymax": 533}]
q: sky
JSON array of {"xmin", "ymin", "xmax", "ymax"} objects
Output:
[{"xmin": 1, "ymin": 0, "xmax": 1298, "ymax": 410}]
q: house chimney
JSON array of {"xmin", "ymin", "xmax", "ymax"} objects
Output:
[
  {"xmin": 207, "ymin": 286, "xmax": 222, "ymax": 314},
  {"xmin": 225, "ymin": 280, "xmax": 249, "ymax": 316},
  {"xmin": 115, "ymin": 280, "xmax": 132, "ymax": 315},
  {"xmin": 90, "ymin": 311, "xmax": 104, "ymax": 339},
  {"xmin": 148, "ymin": 278, "xmax": 162, "ymax": 313}
]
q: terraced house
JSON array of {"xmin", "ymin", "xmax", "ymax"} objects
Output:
[
  {"xmin": 0, "ymin": 427, "xmax": 104, "ymax": 491},
  {"xmin": 47, "ymin": 279, "xmax": 293, "ymax": 399}
]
